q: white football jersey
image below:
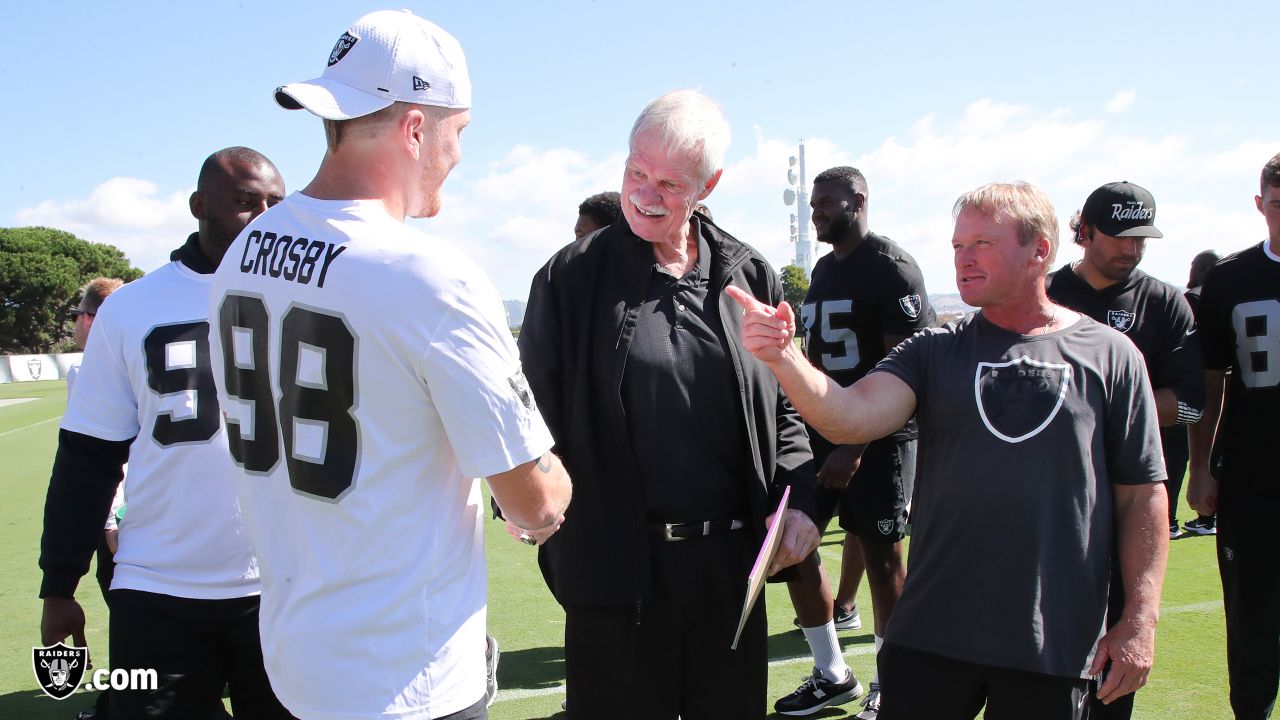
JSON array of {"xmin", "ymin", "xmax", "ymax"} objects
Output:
[
  {"xmin": 209, "ymin": 193, "xmax": 553, "ymax": 720},
  {"xmin": 62, "ymin": 259, "xmax": 259, "ymax": 599}
]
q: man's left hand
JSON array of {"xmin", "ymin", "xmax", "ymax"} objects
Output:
[
  {"xmin": 1089, "ymin": 615, "xmax": 1157, "ymax": 704},
  {"xmin": 766, "ymin": 509, "xmax": 820, "ymax": 576}
]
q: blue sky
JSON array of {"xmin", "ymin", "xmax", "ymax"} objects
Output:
[{"xmin": 4, "ymin": 1, "xmax": 1276, "ymax": 301}]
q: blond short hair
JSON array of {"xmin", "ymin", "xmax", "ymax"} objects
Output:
[{"xmin": 953, "ymin": 181, "xmax": 1060, "ymax": 264}]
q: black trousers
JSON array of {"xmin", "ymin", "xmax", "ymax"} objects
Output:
[
  {"xmin": 563, "ymin": 530, "xmax": 766, "ymax": 720},
  {"xmin": 108, "ymin": 589, "xmax": 295, "ymax": 720},
  {"xmin": 878, "ymin": 643, "xmax": 1092, "ymax": 720},
  {"xmin": 1219, "ymin": 492, "xmax": 1280, "ymax": 719},
  {"xmin": 1161, "ymin": 425, "xmax": 1189, "ymax": 527}
]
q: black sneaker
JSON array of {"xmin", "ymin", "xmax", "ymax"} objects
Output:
[
  {"xmin": 793, "ymin": 604, "xmax": 862, "ymax": 631},
  {"xmin": 774, "ymin": 667, "xmax": 862, "ymax": 716},
  {"xmin": 1184, "ymin": 516, "xmax": 1216, "ymax": 535},
  {"xmin": 1170, "ymin": 522, "xmax": 1180, "ymax": 539}
]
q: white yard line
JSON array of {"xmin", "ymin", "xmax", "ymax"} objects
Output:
[{"xmin": 0, "ymin": 415, "xmax": 61, "ymax": 439}]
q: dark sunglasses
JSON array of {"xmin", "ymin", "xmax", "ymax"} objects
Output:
[{"xmin": 71, "ymin": 309, "xmax": 95, "ymax": 319}]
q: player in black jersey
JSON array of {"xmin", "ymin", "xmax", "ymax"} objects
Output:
[
  {"xmin": 1047, "ymin": 181, "xmax": 1204, "ymax": 535},
  {"xmin": 1046, "ymin": 181, "xmax": 1203, "ymax": 720},
  {"xmin": 1189, "ymin": 152, "xmax": 1280, "ymax": 719},
  {"xmin": 1181, "ymin": 250, "xmax": 1221, "ymax": 535},
  {"xmin": 774, "ymin": 167, "xmax": 934, "ymax": 718}
]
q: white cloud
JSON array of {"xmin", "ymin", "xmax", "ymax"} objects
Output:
[
  {"xmin": 1106, "ymin": 90, "xmax": 1136, "ymax": 113},
  {"xmin": 15, "ymin": 99, "xmax": 1276, "ymax": 303},
  {"xmin": 15, "ymin": 177, "xmax": 194, "ymax": 273}
]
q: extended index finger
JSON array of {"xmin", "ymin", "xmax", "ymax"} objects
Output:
[{"xmin": 725, "ymin": 285, "xmax": 769, "ymax": 313}]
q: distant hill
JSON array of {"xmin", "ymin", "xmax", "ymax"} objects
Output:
[{"xmin": 504, "ymin": 300, "xmax": 526, "ymax": 329}]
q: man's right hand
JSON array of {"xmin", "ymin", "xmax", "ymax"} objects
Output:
[
  {"xmin": 41, "ymin": 597, "xmax": 88, "ymax": 649},
  {"xmin": 817, "ymin": 445, "xmax": 865, "ymax": 489},
  {"xmin": 1186, "ymin": 466, "xmax": 1219, "ymax": 517},
  {"xmin": 725, "ymin": 286, "xmax": 796, "ymax": 364}
]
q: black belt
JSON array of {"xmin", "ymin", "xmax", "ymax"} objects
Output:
[{"xmin": 651, "ymin": 518, "xmax": 746, "ymax": 542}]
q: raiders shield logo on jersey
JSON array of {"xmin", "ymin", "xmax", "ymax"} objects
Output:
[
  {"xmin": 975, "ymin": 355, "xmax": 1072, "ymax": 443},
  {"xmin": 33, "ymin": 643, "xmax": 87, "ymax": 700},
  {"xmin": 27, "ymin": 357, "xmax": 43, "ymax": 380},
  {"xmin": 508, "ymin": 369, "xmax": 536, "ymax": 411},
  {"xmin": 1107, "ymin": 309, "xmax": 1136, "ymax": 333},
  {"xmin": 898, "ymin": 294, "xmax": 923, "ymax": 319},
  {"xmin": 328, "ymin": 31, "xmax": 359, "ymax": 66}
]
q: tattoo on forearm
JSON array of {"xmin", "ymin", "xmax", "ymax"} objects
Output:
[{"xmin": 536, "ymin": 454, "xmax": 552, "ymax": 473}]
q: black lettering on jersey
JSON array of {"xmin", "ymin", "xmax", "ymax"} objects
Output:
[
  {"xmin": 143, "ymin": 321, "xmax": 220, "ymax": 446},
  {"xmin": 237, "ymin": 232, "xmax": 347, "ymax": 289}
]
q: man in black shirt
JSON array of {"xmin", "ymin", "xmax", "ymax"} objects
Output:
[
  {"xmin": 1189, "ymin": 152, "xmax": 1280, "ymax": 720},
  {"xmin": 1046, "ymin": 181, "xmax": 1203, "ymax": 720},
  {"xmin": 1047, "ymin": 181, "xmax": 1204, "ymax": 538},
  {"xmin": 520, "ymin": 90, "xmax": 822, "ymax": 720},
  {"xmin": 775, "ymin": 167, "xmax": 934, "ymax": 718},
  {"xmin": 1182, "ymin": 250, "xmax": 1220, "ymax": 536}
]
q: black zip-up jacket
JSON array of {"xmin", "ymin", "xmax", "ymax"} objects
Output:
[{"xmin": 518, "ymin": 215, "xmax": 820, "ymax": 608}]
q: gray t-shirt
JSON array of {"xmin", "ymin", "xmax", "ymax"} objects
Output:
[{"xmin": 873, "ymin": 312, "xmax": 1163, "ymax": 678}]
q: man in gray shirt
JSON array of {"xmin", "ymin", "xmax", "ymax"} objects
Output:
[{"xmin": 728, "ymin": 181, "xmax": 1168, "ymax": 719}]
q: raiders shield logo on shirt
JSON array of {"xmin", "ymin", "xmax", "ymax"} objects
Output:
[
  {"xmin": 508, "ymin": 369, "xmax": 536, "ymax": 411},
  {"xmin": 898, "ymin": 294, "xmax": 923, "ymax": 319},
  {"xmin": 32, "ymin": 643, "xmax": 88, "ymax": 700},
  {"xmin": 975, "ymin": 355, "xmax": 1072, "ymax": 443},
  {"xmin": 1107, "ymin": 309, "xmax": 1136, "ymax": 333}
]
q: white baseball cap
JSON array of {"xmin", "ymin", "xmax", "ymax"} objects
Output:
[{"xmin": 275, "ymin": 9, "xmax": 471, "ymax": 120}]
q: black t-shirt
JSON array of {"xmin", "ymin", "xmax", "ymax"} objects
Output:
[
  {"xmin": 1197, "ymin": 241, "xmax": 1280, "ymax": 495},
  {"xmin": 801, "ymin": 233, "xmax": 934, "ymax": 449},
  {"xmin": 1047, "ymin": 264, "xmax": 1204, "ymax": 425},
  {"xmin": 622, "ymin": 229, "xmax": 750, "ymax": 520}
]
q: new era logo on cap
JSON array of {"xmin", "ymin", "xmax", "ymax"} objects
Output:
[
  {"xmin": 1081, "ymin": 181, "xmax": 1163, "ymax": 238},
  {"xmin": 275, "ymin": 9, "xmax": 471, "ymax": 120}
]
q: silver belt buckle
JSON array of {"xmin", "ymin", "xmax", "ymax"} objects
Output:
[{"xmin": 664, "ymin": 523, "xmax": 685, "ymax": 542}]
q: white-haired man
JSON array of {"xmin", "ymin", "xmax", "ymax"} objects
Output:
[
  {"xmin": 729, "ymin": 182, "xmax": 1168, "ymax": 719},
  {"xmin": 208, "ymin": 11, "xmax": 571, "ymax": 720},
  {"xmin": 519, "ymin": 89, "xmax": 822, "ymax": 719}
]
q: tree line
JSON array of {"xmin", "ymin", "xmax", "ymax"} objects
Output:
[{"xmin": 0, "ymin": 227, "xmax": 143, "ymax": 354}]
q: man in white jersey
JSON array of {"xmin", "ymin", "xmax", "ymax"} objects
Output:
[
  {"xmin": 208, "ymin": 11, "xmax": 572, "ymax": 720},
  {"xmin": 39, "ymin": 146, "xmax": 290, "ymax": 718}
]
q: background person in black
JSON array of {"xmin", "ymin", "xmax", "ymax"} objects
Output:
[
  {"xmin": 1182, "ymin": 250, "xmax": 1220, "ymax": 535},
  {"xmin": 775, "ymin": 166, "xmax": 934, "ymax": 718},
  {"xmin": 574, "ymin": 191, "xmax": 621, "ymax": 240},
  {"xmin": 1046, "ymin": 180, "xmax": 1203, "ymax": 720},
  {"xmin": 1047, "ymin": 181, "xmax": 1204, "ymax": 537},
  {"xmin": 1189, "ymin": 152, "xmax": 1280, "ymax": 720}
]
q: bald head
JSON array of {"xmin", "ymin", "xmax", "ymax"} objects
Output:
[{"xmin": 190, "ymin": 147, "xmax": 285, "ymax": 267}]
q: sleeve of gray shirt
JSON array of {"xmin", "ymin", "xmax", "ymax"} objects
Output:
[{"xmin": 1105, "ymin": 339, "xmax": 1167, "ymax": 486}]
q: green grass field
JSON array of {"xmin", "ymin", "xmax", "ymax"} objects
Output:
[{"xmin": 1, "ymin": 380, "xmax": 1231, "ymax": 718}]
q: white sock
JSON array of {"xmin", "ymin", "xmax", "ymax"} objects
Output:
[
  {"xmin": 873, "ymin": 635, "xmax": 884, "ymax": 684},
  {"xmin": 802, "ymin": 621, "xmax": 849, "ymax": 682}
]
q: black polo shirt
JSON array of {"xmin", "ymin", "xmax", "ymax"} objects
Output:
[{"xmin": 621, "ymin": 224, "xmax": 750, "ymax": 522}]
